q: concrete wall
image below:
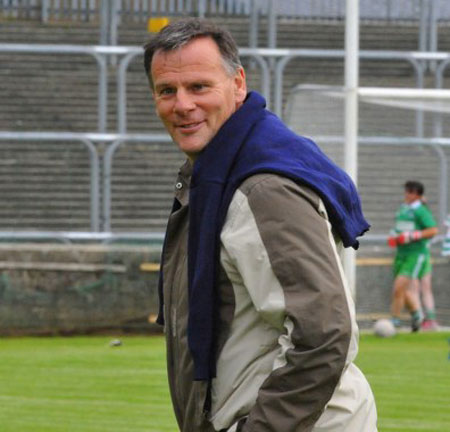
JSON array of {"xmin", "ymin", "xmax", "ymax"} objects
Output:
[
  {"xmin": 0, "ymin": 243, "xmax": 161, "ymax": 335},
  {"xmin": 1, "ymin": 242, "xmax": 449, "ymax": 335}
]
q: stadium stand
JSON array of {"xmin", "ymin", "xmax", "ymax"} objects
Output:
[
  {"xmin": 1, "ymin": 9, "xmax": 450, "ymax": 332},
  {"xmin": 1, "ymin": 17, "xmax": 449, "ymax": 233}
]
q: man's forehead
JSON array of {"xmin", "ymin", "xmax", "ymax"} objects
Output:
[
  {"xmin": 151, "ymin": 38, "xmax": 228, "ymax": 81},
  {"xmin": 153, "ymin": 36, "xmax": 221, "ymax": 62}
]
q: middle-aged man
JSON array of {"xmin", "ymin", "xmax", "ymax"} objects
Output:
[{"xmin": 144, "ymin": 18, "xmax": 377, "ymax": 432}]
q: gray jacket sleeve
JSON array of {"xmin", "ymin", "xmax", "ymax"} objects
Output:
[{"xmin": 227, "ymin": 174, "xmax": 353, "ymax": 432}]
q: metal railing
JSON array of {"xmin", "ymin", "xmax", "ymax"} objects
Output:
[
  {"xmin": 0, "ymin": 43, "xmax": 111, "ymax": 132},
  {"xmin": 270, "ymin": 48, "xmax": 450, "ymax": 139},
  {"xmin": 2, "ymin": 0, "xmax": 450, "ymax": 22},
  {"xmin": 2, "ymin": 44, "xmax": 450, "ymax": 235},
  {"xmin": 1, "ymin": 1, "xmax": 448, "ymax": 62},
  {"xmin": 1, "ymin": 132, "xmax": 449, "ymax": 236},
  {"xmin": 3, "ymin": 44, "xmax": 450, "ymax": 122},
  {"xmin": 0, "ymin": 131, "xmax": 172, "ymax": 232},
  {"xmin": 0, "ymin": 230, "xmax": 165, "ymax": 244},
  {"xmin": 0, "ymin": 0, "xmax": 250, "ymax": 21},
  {"xmin": 0, "ymin": 44, "xmax": 271, "ymax": 134}
]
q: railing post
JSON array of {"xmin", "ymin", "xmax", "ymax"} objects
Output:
[
  {"xmin": 412, "ymin": 59, "xmax": 426, "ymax": 138},
  {"xmin": 41, "ymin": 0, "xmax": 49, "ymax": 22},
  {"xmin": 110, "ymin": 0, "xmax": 119, "ymax": 46},
  {"xmin": 429, "ymin": 0, "xmax": 438, "ymax": 72},
  {"xmin": 117, "ymin": 50, "xmax": 142, "ymax": 134},
  {"xmin": 431, "ymin": 145, "xmax": 448, "ymax": 228},
  {"xmin": 81, "ymin": 139, "xmax": 101, "ymax": 232},
  {"xmin": 197, "ymin": 0, "xmax": 206, "ymax": 17},
  {"xmin": 419, "ymin": 0, "xmax": 429, "ymax": 52},
  {"xmin": 99, "ymin": 0, "xmax": 109, "ymax": 44},
  {"xmin": 274, "ymin": 55, "xmax": 292, "ymax": 118},
  {"xmin": 386, "ymin": 0, "xmax": 392, "ymax": 21},
  {"xmin": 103, "ymin": 140, "xmax": 123, "ymax": 232},
  {"xmin": 96, "ymin": 54, "xmax": 108, "ymax": 133},
  {"xmin": 100, "ymin": 0, "xmax": 118, "ymax": 45},
  {"xmin": 249, "ymin": 0, "xmax": 259, "ymax": 48},
  {"xmin": 418, "ymin": 0, "xmax": 439, "ymax": 72},
  {"xmin": 109, "ymin": 0, "xmax": 119, "ymax": 66},
  {"xmin": 239, "ymin": 50, "xmax": 271, "ymax": 108},
  {"xmin": 434, "ymin": 58, "xmax": 450, "ymax": 137},
  {"xmin": 248, "ymin": 0, "xmax": 259, "ymax": 70},
  {"xmin": 267, "ymin": 0, "xmax": 277, "ymax": 72}
]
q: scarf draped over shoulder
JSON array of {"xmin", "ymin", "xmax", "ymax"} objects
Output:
[{"xmin": 158, "ymin": 91, "xmax": 370, "ymax": 381}]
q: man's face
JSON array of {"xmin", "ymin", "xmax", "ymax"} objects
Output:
[
  {"xmin": 404, "ymin": 189, "xmax": 421, "ymax": 204},
  {"xmin": 151, "ymin": 37, "xmax": 247, "ymax": 162}
]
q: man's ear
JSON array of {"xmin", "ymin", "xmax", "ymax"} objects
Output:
[{"xmin": 234, "ymin": 67, "xmax": 247, "ymax": 104}]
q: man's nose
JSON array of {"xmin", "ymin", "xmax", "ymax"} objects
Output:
[{"xmin": 174, "ymin": 90, "xmax": 195, "ymax": 114}]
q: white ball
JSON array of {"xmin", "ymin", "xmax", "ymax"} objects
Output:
[{"xmin": 373, "ymin": 319, "xmax": 396, "ymax": 338}]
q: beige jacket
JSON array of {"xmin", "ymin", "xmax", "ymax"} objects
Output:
[{"xmin": 161, "ymin": 162, "xmax": 377, "ymax": 432}]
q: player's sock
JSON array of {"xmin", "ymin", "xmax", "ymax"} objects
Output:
[
  {"xmin": 425, "ymin": 309, "xmax": 436, "ymax": 320},
  {"xmin": 410, "ymin": 310, "xmax": 423, "ymax": 332}
]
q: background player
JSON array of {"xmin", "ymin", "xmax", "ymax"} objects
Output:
[{"xmin": 388, "ymin": 181, "xmax": 438, "ymax": 331}]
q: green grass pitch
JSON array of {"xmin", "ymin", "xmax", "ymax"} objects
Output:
[{"xmin": 0, "ymin": 332, "xmax": 449, "ymax": 431}]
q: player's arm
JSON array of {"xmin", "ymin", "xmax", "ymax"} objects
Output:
[
  {"xmin": 393, "ymin": 226, "xmax": 438, "ymax": 245},
  {"xmin": 421, "ymin": 226, "xmax": 438, "ymax": 238},
  {"xmin": 388, "ymin": 209, "xmax": 438, "ymax": 247},
  {"xmin": 388, "ymin": 228, "xmax": 437, "ymax": 247},
  {"xmin": 222, "ymin": 175, "xmax": 353, "ymax": 432}
]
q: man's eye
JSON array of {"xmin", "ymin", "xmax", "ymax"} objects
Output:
[
  {"xmin": 159, "ymin": 88, "xmax": 175, "ymax": 96},
  {"xmin": 192, "ymin": 83, "xmax": 206, "ymax": 91}
]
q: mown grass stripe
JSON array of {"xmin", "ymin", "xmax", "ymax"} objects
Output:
[{"xmin": 0, "ymin": 333, "xmax": 449, "ymax": 431}]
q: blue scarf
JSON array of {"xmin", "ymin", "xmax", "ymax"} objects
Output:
[{"xmin": 159, "ymin": 91, "xmax": 369, "ymax": 381}]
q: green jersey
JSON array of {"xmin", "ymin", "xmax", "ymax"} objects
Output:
[{"xmin": 394, "ymin": 200, "xmax": 436, "ymax": 256}]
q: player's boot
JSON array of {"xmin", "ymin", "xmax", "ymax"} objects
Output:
[{"xmin": 421, "ymin": 319, "xmax": 439, "ymax": 331}]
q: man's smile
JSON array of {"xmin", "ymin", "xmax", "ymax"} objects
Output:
[{"xmin": 176, "ymin": 120, "xmax": 205, "ymax": 132}]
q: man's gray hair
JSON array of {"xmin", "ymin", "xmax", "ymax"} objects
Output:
[{"xmin": 144, "ymin": 18, "xmax": 242, "ymax": 87}]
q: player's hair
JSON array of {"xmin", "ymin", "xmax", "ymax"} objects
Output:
[
  {"xmin": 143, "ymin": 18, "xmax": 242, "ymax": 87},
  {"xmin": 404, "ymin": 180, "xmax": 424, "ymax": 196}
]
